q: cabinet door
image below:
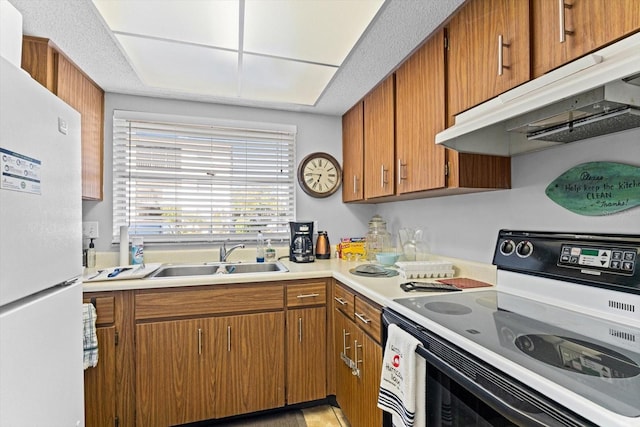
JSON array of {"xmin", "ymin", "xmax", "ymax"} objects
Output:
[
  {"xmin": 20, "ymin": 37, "xmax": 105, "ymax": 200},
  {"xmin": 447, "ymin": 0, "xmax": 530, "ymax": 117},
  {"xmin": 286, "ymin": 307, "xmax": 327, "ymax": 404},
  {"xmin": 215, "ymin": 312, "xmax": 285, "ymax": 418},
  {"xmin": 80, "ymin": 74, "xmax": 104, "ymax": 200},
  {"xmin": 333, "ymin": 311, "xmax": 357, "ymax": 425},
  {"xmin": 356, "ymin": 330, "xmax": 384, "ymax": 427},
  {"xmin": 56, "ymin": 54, "xmax": 104, "ymax": 201},
  {"xmin": 532, "ymin": 0, "xmax": 640, "ymax": 77},
  {"xmin": 364, "ymin": 76, "xmax": 395, "ymax": 199},
  {"xmin": 342, "ymin": 102, "xmax": 365, "ymax": 202},
  {"xmin": 395, "ymin": 30, "xmax": 446, "ymax": 194},
  {"xmin": 336, "ymin": 316, "xmax": 383, "ymax": 427},
  {"xmin": 84, "ymin": 326, "xmax": 116, "ymax": 427},
  {"xmin": 136, "ymin": 319, "xmax": 214, "ymax": 427}
]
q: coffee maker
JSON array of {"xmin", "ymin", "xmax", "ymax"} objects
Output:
[{"xmin": 289, "ymin": 221, "xmax": 315, "ymax": 263}]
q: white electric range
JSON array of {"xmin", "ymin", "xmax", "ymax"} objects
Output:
[{"xmin": 385, "ymin": 230, "xmax": 640, "ymax": 427}]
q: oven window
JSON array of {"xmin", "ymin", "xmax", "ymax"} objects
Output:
[{"xmin": 427, "ymin": 368, "xmax": 517, "ymax": 427}]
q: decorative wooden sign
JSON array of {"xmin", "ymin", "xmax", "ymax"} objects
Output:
[{"xmin": 545, "ymin": 161, "xmax": 640, "ymax": 216}]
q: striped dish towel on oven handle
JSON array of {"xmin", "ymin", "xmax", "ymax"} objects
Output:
[{"xmin": 377, "ymin": 323, "xmax": 426, "ymax": 427}]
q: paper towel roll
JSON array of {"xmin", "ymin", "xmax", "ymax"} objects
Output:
[{"xmin": 119, "ymin": 226, "xmax": 129, "ymax": 266}]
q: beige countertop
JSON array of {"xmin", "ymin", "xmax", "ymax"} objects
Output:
[{"xmin": 82, "ymin": 249, "xmax": 496, "ymax": 307}]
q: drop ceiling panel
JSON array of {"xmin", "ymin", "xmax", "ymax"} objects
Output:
[
  {"xmin": 243, "ymin": 0, "xmax": 384, "ymax": 65},
  {"xmin": 241, "ymin": 54, "xmax": 336, "ymax": 105},
  {"xmin": 116, "ymin": 34, "xmax": 238, "ymax": 97},
  {"xmin": 93, "ymin": 0, "xmax": 238, "ymax": 49}
]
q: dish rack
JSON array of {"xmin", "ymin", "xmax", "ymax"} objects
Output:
[{"xmin": 395, "ymin": 261, "xmax": 455, "ymax": 279}]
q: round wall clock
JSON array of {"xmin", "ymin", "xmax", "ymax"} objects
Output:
[{"xmin": 297, "ymin": 152, "xmax": 342, "ymax": 198}]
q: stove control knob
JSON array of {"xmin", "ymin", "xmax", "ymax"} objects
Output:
[
  {"xmin": 500, "ymin": 240, "xmax": 515, "ymax": 256},
  {"xmin": 516, "ymin": 241, "xmax": 533, "ymax": 258}
]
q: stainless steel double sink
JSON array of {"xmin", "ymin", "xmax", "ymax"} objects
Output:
[{"xmin": 148, "ymin": 260, "xmax": 288, "ymax": 278}]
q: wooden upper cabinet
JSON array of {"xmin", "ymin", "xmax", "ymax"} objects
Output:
[
  {"xmin": 342, "ymin": 102, "xmax": 364, "ymax": 202},
  {"xmin": 21, "ymin": 36, "xmax": 104, "ymax": 200},
  {"xmin": 531, "ymin": 0, "xmax": 640, "ymax": 78},
  {"xmin": 363, "ymin": 76, "xmax": 395, "ymax": 199},
  {"xmin": 395, "ymin": 29, "xmax": 446, "ymax": 194},
  {"xmin": 447, "ymin": 0, "xmax": 530, "ymax": 118}
]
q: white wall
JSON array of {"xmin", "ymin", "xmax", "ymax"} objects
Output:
[
  {"xmin": 83, "ymin": 93, "xmax": 374, "ymax": 251},
  {"xmin": 376, "ymin": 128, "xmax": 640, "ymax": 264},
  {"xmin": 84, "ymin": 93, "xmax": 639, "ymax": 260}
]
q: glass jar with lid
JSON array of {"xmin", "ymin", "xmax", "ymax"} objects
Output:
[{"xmin": 365, "ymin": 214, "xmax": 392, "ymax": 260}]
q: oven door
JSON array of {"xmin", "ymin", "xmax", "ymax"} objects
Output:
[{"xmin": 382, "ymin": 309, "xmax": 596, "ymax": 427}]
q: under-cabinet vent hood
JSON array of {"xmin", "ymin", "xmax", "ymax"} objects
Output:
[{"xmin": 436, "ymin": 33, "xmax": 640, "ymax": 156}]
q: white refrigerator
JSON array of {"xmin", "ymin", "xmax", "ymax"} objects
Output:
[{"xmin": 0, "ymin": 55, "xmax": 84, "ymax": 426}]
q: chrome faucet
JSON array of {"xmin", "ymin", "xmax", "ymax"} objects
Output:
[{"xmin": 219, "ymin": 240, "xmax": 245, "ymax": 262}]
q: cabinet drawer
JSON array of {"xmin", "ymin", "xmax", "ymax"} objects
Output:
[
  {"xmin": 333, "ymin": 283, "xmax": 355, "ymax": 317},
  {"xmin": 354, "ymin": 296, "xmax": 382, "ymax": 344},
  {"xmin": 135, "ymin": 284, "xmax": 284, "ymax": 320},
  {"xmin": 83, "ymin": 295, "xmax": 114, "ymax": 326},
  {"xmin": 286, "ymin": 281, "xmax": 327, "ymax": 307}
]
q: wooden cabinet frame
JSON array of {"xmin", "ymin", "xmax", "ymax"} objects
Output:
[
  {"xmin": 332, "ymin": 280, "xmax": 383, "ymax": 426},
  {"xmin": 84, "ymin": 278, "xmax": 331, "ymax": 427}
]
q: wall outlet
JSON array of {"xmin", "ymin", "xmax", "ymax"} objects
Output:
[{"xmin": 82, "ymin": 221, "xmax": 99, "ymax": 239}]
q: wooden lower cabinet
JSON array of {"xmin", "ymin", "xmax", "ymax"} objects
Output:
[
  {"xmin": 334, "ymin": 307, "xmax": 383, "ymax": 427},
  {"xmin": 84, "ymin": 326, "xmax": 116, "ymax": 427},
  {"xmin": 136, "ymin": 312, "xmax": 285, "ymax": 426},
  {"xmin": 216, "ymin": 312, "xmax": 285, "ymax": 418},
  {"xmin": 83, "ymin": 294, "xmax": 119, "ymax": 427},
  {"xmin": 286, "ymin": 307, "xmax": 327, "ymax": 404},
  {"xmin": 136, "ymin": 318, "xmax": 212, "ymax": 426},
  {"xmin": 85, "ymin": 280, "xmax": 331, "ymax": 427}
]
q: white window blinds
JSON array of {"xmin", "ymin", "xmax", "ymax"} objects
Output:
[{"xmin": 112, "ymin": 111, "xmax": 296, "ymax": 244}]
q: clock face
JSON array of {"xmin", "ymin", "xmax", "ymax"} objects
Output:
[{"xmin": 298, "ymin": 152, "xmax": 342, "ymax": 198}]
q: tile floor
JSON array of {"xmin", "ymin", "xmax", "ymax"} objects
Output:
[{"xmin": 302, "ymin": 405, "xmax": 349, "ymax": 427}]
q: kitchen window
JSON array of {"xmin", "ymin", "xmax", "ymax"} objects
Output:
[{"xmin": 112, "ymin": 111, "xmax": 296, "ymax": 244}]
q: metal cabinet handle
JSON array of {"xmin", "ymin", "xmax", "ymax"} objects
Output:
[
  {"xmin": 227, "ymin": 325, "xmax": 231, "ymax": 352},
  {"xmin": 498, "ymin": 34, "xmax": 510, "ymax": 76},
  {"xmin": 352, "ymin": 340, "xmax": 363, "ymax": 377},
  {"xmin": 198, "ymin": 328, "xmax": 202, "ymax": 355},
  {"xmin": 298, "ymin": 317, "xmax": 303, "ymax": 343},
  {"xmin": 355, "ymin": 312, "xmax": 371, "ymax": 324},
  {"xmin": 334, "ymin": 297, "xmax": 348, "ymax": 306},
  {"xmin": 558, "ymin": 0, "xmax": 574, "ymax": 43},
  {"xmin": 342, "ymin": 328, "xmax": 351, "ymax": 354},
  {"xmin": 297, "ymin": 293, "xmax": 320, "ymax": 299},
  {"xmin": 380, "ymin": 165, "xmax": 388, "ymax": 188},
  {"xmin": 397, "ymin": 159, "xmax": 407, "ymax": 183},
  {"xmin": 353, "ymin": 175, "xmax": 358, "ymax": 194}
]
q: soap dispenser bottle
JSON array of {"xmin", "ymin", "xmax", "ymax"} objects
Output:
[
  {"xmin": 265, "ymin": 239, "xmax": 276, "ymax": 262},
  {"xmin": 87, "ymin": 238, "xmax": 96, "ymax": 268}
]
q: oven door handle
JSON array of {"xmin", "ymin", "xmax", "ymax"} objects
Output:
[{"xmin": 415, "ymin": 345, "xmax": 593, "ymax": 427}]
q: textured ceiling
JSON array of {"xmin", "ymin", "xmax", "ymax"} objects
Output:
[{"xmin": 9, "ymin": 0, "xmax": 465, "ymax": 116}]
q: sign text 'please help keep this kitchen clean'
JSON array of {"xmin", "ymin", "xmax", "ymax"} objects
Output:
[{"xmin": 545, "ymin": 161, "xmax": 640, "ymax": 216}]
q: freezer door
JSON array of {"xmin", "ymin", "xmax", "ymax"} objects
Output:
[
  {"xmin": 0, "ymin": 56, "xmax": 82, "ymax": 305},
  {"xmin": 0, "ymin": 282, "xmax": 84, "ymax": 426}
]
